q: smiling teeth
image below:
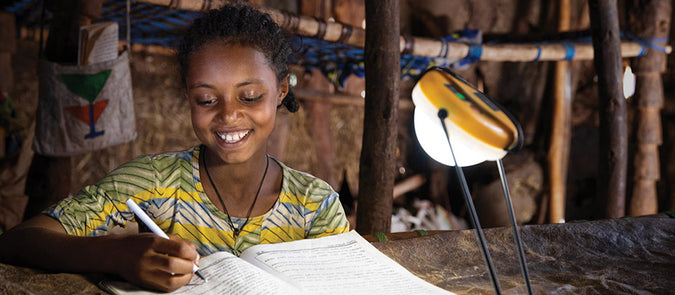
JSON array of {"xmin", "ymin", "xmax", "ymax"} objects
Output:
[{"xmin": 217, "ymin": 130, "xmax": 249, "ymax": 143}]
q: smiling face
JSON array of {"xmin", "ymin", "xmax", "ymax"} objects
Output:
[{"xmin": 186, "ymin": 42, "xmax": 288, "ymax": 165}]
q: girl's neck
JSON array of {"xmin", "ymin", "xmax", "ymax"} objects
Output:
[{"xmin": 200, "ymin": 146, "xmax": 269, "ymax": 201}]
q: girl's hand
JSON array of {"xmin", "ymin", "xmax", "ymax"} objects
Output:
[
  {"xmin": 0, "ymin": 215, "xmax": 201, "ymax": 292},
  {"xmin": 113, "ymin": 234, "xmax": 200, "ymax": 292}
]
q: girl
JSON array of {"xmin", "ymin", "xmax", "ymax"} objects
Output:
[{"xmin": 0, "ymin": 3, "xmax": 349, "ymax": 292}]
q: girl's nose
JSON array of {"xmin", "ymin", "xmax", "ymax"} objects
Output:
[{"xmin": 218, "ymin": 99, "xmax": 242, "ymax": 122}]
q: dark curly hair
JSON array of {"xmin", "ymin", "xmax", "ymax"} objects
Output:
[{"xmin": 177, "ymin": 3, "xmax": 299, "ymax": 112}]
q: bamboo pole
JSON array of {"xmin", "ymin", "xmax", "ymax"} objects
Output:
[
  {"xmin": 136, "ymin": 0, "xmax": 669, "ymax": 62},
  {"xmin": 355, "ymin": 0, "xmax": 399, "ymax": 234},
  {"xmin": 548, "ymin": 0, "xmax": 572, "ymax": 224},
  {"xmin": 589, "ymin": 0, "xmax": 627, "ymax": 219},
  {"xmin": 627, "ymin": 0, "xmax": 671, "ymax": 216}
]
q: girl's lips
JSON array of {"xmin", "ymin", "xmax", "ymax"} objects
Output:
[{"xmin": 215, "ymin": 130, "xmax": 250, "ymax": 144}]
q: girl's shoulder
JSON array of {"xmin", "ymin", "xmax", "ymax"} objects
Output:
[
  {"xmin": 107, "ymin": 146, "xmax": 199, "ymax": 177},
  {"xmin": 144, "ymin": 146, "xmax": 198, "ymax": 163},
  {"xmin": 275, "ymin": 159, "xmax": 335, "ymax": 197}
]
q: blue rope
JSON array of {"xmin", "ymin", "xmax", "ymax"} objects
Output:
[
  {"xmin": 622, "ymin": 32, "xmax": 669, "ymax": 56},
  {"xmin": 562, "ymin": 42, "xmax": 575, "ymax": 61},
  {"xmin": 533, "ymin": 44, "xmax": 542, "ymax": 61},
  {"xmin": 438, "ymin": 37, "xmax": 448, "ymax": 58},
  {"xmin": 467, "ymin": 44, "xmax": 483, "ymax": 62}
]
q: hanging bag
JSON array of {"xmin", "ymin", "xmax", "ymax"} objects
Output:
[
  {"xmin": 33, "ymin": 50, "xmax": 136, "ymax": 156},
  {"xmin": 32, "ymin": 2, "xmax": 136, "ymax": 157}
]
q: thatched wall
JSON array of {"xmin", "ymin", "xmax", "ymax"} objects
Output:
[
  {"xmin": 7, "ymin": 39, "xmax": 365, "ymax": 198},
  {"xmin": 3, "ymin": 0, "xmax": 675, "ymax": 230}
]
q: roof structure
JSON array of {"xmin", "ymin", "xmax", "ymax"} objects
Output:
[
  {"xmin": 2, "ymin": 0, "xmax": 468, "ymax": 88},
  {"xmin": 5, "ymin": 0, "xmax": 203, "ymax": 48}
]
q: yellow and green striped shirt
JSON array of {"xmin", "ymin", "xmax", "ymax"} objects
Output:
[{"xmin": 45, "ymin": 146, "xmax": 350, "ymax": 256}]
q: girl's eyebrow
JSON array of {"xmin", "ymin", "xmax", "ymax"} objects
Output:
[
  {"xmin": 188, "ymin": 79, "xmax": 266, "ymax": 90},
  {"xmin": 188, "ymin": 83, "xmax": 215, "ymax": 90},
  {"xmin": 235, "ymin": 79, "xmax": 265, "ymax": 87}
]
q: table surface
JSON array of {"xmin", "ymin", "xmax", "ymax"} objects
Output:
[{"xmin": 1, "ymin": 214, "xmax": 673, "ymax": 295}]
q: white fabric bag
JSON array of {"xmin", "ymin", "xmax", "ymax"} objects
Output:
[{"xmin": 33, "ymin": 50, "xmax": 136, "ymax": 156}]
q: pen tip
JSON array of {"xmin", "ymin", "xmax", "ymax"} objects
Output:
[{"xmin": 196, "ymin": 270, "xmax": 207, "ymax": 282}]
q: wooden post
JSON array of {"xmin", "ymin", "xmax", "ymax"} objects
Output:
[
  {"xmin": 588, "ymin": 0, "xmax": 627, "ymax": 218},
  {"xmin": 0, "ymin": 12, "xmax": 16, "ymax": 159},
  {"xmin": 23, "ymin": 0, "xmax": 103, "ymax": 220},
  {"xmin": 0, "ymin": 12, "xmax": 15, "ymax": 94},
  {"xmin": 627, "ymin": 0, "xmax": 671, "ymax": 216},
  {"xmin": 355, "ymin": 0, "xmax": 399, "ymax": 234},
  {"xmin": 548, "ymin": 0, "xmax": 572, "ymax": 224}
]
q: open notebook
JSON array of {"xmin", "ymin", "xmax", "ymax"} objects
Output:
[{"xmin": 100, "ymin": 230, "xmax": 456, "ymax": 295}]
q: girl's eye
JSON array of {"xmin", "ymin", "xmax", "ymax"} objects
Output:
[
  {"xmin": 195, "ymin": 95, "xmax": 217, "ymax": 106},
  {"xmin": 241, "ymin": 94, "xmax": 263, "ymax": 102}
]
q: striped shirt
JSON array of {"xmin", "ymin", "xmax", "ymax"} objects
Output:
[{"xmin": 45, "ymin": 146, "xmax": 350, "ymax": 256}]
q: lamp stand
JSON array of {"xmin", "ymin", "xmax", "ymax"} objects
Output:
[
  {"xmin": 437, "ymin": 109, "xmax": 502, "ymax": 295},
  {"xmin": 496, "ymin": 159, "xmax": 533, "ymax": 294}
]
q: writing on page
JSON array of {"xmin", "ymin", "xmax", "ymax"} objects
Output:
[
  {"xmin": 243, "ymin": 231, "xmax": 454, "ymax": 295},
  {"xmin": 176, "ymin": 252, "xmax": 301, "ymax": 295}
]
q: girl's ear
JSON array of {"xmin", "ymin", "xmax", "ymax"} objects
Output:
[{"xmin": 277, "ymin": 75, "xmax": 290, "ymax": 106}]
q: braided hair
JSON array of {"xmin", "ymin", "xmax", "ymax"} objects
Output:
[{"xmin": 177, "ymin": 3, "xmax": 299, "ymax": 112}]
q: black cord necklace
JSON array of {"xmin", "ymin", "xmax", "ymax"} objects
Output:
[{"xmin": 202, "ymin": 147, "xmax": 269, "ymax": 239}]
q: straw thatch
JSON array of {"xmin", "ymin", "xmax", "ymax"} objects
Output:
[{"xmin": 6, "ymin": 40, "xmax": 364, "ymax": 195}]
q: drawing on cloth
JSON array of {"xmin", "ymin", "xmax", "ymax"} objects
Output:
[{"xmin": 60, "ymin": 69, "xmax": 111, "ymax": 139}]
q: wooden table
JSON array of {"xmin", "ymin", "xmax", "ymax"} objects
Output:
[{"xmin": 1, "ymin": 214, "xmax": 673, "ymax": 294}]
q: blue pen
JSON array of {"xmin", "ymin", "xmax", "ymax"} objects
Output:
[{"xmin": 125, "ymin": 198, "xmax": 207, "ymax": 282}]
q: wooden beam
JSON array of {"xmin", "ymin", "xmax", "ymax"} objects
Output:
[
  {"xmin": 627, "ymin": 0, "xmax": 671, "ymax": 216},
  {"xmin": 0, "ymin": 11, "xmax": 16, "ymax": 95},
  {"xmin": 393, "ymin": 174, "xmax": 426, "ymax": 200},
  {"xmin": 355, "ymin": 0, "xmax": 399, "ymax": 234},
  {"xmin": 136, "ymin": 0, "xmax": 669, "ymax": 61},
  {"xmin": 548, "ymin": 0, "xmax": 572, "ymax": 224},
  {"xmin": 23, "ymin": 0, "xmax": 103, "ymax": 220},
  {"xmin": 588, "ymin": 0, "xmax": 627, "ymax": 219},
  {"xmin": 0, "ymin": 11, "xmax": 14, "ymax": 160}
]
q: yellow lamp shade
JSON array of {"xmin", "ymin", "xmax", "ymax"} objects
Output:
[{"xmin": 412, "ymin": 67, "xmax": 523, "ymax": 167}]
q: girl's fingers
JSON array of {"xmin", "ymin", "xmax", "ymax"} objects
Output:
[
  {"xmin": 147, "ymin": 251, "xmax": 196, "ymax": 275},
  {"xmin": 141, "ymin": 270, "xmax": 194, "ymax": 292},
  {"xmin": 120, "ymin": 234, "xmax": 198, "ymax": 291},
  {"xmin": 152, "ymin": 235, "xmax": 199, "ymax": 261}
]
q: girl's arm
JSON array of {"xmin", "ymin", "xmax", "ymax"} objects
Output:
[{"xmin": 0, "ymin": 214, "xmax": 199, "ymax": 292}]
